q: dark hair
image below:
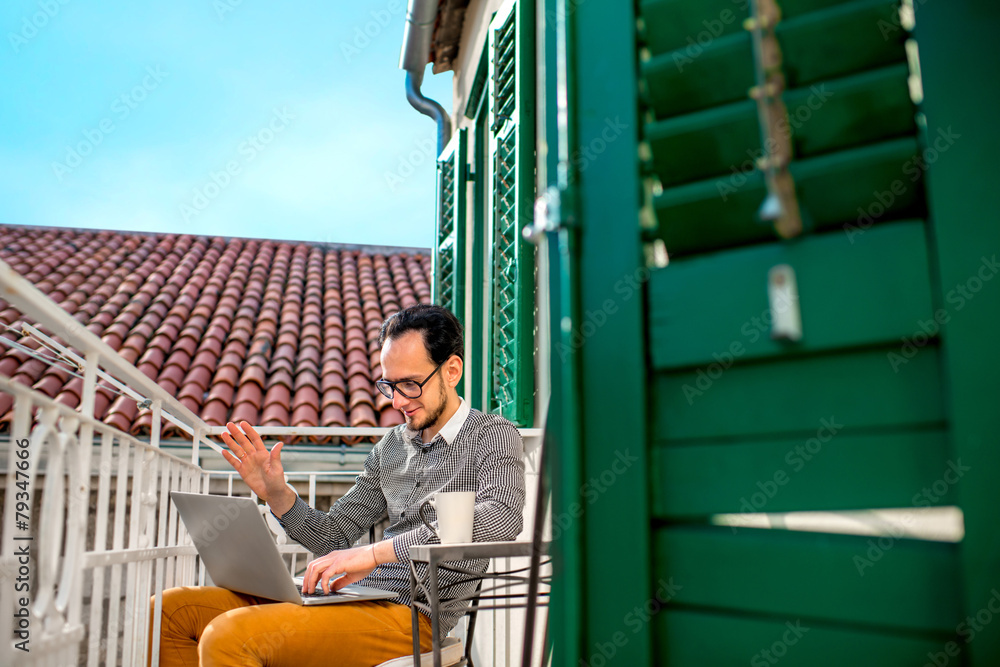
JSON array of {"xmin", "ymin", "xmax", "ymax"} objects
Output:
[{"xmin": 378, "ymin": 304, "xmax": 464, "ymax": 364}]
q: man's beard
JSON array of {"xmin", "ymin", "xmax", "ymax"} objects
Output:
[{"xmin": 406, "ymin": 382, "xmax": 448, "ymax": 433}]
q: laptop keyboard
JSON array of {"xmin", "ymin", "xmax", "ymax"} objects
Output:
[
  {"xmin": 296, "ymin": 584, "xmax": 337, "ymax": 598},
  {"xmin": 294, "ymin": 575, "xmax": 339, "ymax": 597}
]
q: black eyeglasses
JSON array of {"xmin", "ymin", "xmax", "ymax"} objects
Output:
[{"xmin": 375, "ymin": 361, "xmax": 444, "ymax": 400}]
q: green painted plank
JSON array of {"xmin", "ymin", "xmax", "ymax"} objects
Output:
[
  {"xmin": 642, "ymin": 31, "xmax": 754, "ymax": 120},
  {"xmin": 791, "ymin": 137, "xmax": 926, "ymax": 231},
  {"xmin": 655, "ymin": 526, "xmax": 962, "ymax": 632},
  {"xmin": 778, "ymin": 0, "xmax": 908, "ymax": 86},
  {"xmin": 651, "ymin": 429, "xmax": 955, "ymax": 517},
  {"xmin": 653, "ymin": 137, "xmax": 926, "ymax": 256},
  {"xmin": 649, "ymin": 221, "xmax": 935, "ymax": 369},
  {"xmin": 917, "ymin": 2, "xmax": 1000, "ymax": 662},
  {"xmin": 642, "ymin": 0, "xmax": 905, "ymax": 120},
  {"xmin": 571, "ymin": 0, "xmax": 654, "ymax": 665},
  {"xmin": 646, "ymin": 97, "xmax": 758, "ymax": 187},
  {"xmin": 639, "ymin": 0, "xmax": 749, "ymax": 57},
  {"xmin": 646, "ymin": 63, "xmax": 914, "ymax": 187},
  {"xmin": 784, "ymin": 63, "xmax": 915, "ymax": 158},
  {"xmin": 654, "ymin": 346, "xmax": 945, "ymax": 440},
  {"xmin": 657, "ymin": 609, "xmax": 962, "ymax": 666},
  {"xmin": 639, "ymin": 0, "xmax": 856, "ymax": 57}
]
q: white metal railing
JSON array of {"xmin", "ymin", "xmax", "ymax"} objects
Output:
[
  {"xmin": 0, "ymin": 376, "xmax": 374, "ymax": 666},
  {"xmin": 0, "ymin": 377, "xmax": 203, "ymax": 666},
  {"xmin": 0, "ymin": 257, "xmax": 226, "ymax": 666}
]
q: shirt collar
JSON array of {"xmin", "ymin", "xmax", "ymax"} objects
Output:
[{"xmin": 402, "ymin": 397, "xmax": 470, "ymax": 447}]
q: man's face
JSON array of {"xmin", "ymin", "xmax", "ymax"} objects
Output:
[{"xmin": 380, "ymin": 331, "xmax": 450, "ymax": 433}]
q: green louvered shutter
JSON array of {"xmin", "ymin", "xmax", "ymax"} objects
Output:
[
  {"xmin": 432, "ymin": 130, "xmax": 467, "ymax": 321},
  {"xmin": 487, "ymin": 0, "xmax": 535, "ymax": 426}
]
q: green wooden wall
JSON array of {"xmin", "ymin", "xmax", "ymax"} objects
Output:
[{"xmin": 916, "ymin": 0, "xmax": 1000, "ymax": 662}]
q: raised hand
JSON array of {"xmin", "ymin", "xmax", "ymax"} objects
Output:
[{"xmin": 220, "ymin": 421, "xmax": 295, "ymax": 514}]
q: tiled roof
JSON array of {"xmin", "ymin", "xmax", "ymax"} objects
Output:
[{"xmin": 0, "ymin": 225, "xmax": 432, "ymax": 441}]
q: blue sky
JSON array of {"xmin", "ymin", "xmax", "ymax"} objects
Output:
[{"xmin": 0, "ymin": 0, "xmax": 452, "ymax": 249}]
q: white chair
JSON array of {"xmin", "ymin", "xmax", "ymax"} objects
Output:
[{"xmin": 376, "ymin": 636, "xmax": 464, "ymax": 666}]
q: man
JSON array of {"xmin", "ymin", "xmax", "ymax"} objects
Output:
[{"xmin": 154, "ymin": 304, "xmax": 526, "ymax": 666}]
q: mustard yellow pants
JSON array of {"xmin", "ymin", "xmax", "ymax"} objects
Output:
[{"xmin": 149, "ymin": 586, "xmax": 433, "ymax": 667}]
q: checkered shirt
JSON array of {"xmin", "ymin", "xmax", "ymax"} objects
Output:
[{"xmin": 276, "ymin": 401, "xmax": 526, "ymax": 637}]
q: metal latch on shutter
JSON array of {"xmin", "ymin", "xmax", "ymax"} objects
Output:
[
  {"xmin": 768, "ymin": 264, "xmax": 803, "ymax": 341},
  {"xmin": 523, "ymin": 186, "xmax": 564, "ymax": 245}
]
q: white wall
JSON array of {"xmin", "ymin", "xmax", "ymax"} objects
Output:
[{"xmin": 449, "ymin": 3, "xmax": 552, "ymax": 662}]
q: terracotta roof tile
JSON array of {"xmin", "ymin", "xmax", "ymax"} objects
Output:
[
  {"xmin": 290, "ymin": 403, "xmax": 319, "ymax": 427},
  {"xmin": 263, "ymin": 384, "xmax": 291, "ymax": 410},
  {"xmin": 292, "ymin": 385, "xmax": 320, "ymax": 411},
  {"xmin": 0, "ymin": 226, "xmax": 430, "ymax": 441},
  {"xmin": 321, "ymin": 360, "xmax": 345, "ymax": 381},
  {"xmin": 184, "ymin": 365, "xmax": 214, "ymax": 392},
  {"xmin": 215, "ymin": 364, "xmax": 240, "ymax": 387},
  {"xmin": 297, "ymin": 360, "xmax": 320, "ymax": 379},
  {"xmin": 267, "ymin": 368, "xmax": 294, "ymax": 391},
  {"xmin": 206, "ymin": 383, "xmax": 235, "ymax": 405},
  {"xmin": 158, "ymin": 365, "xmax": 185, "ymax": 393},
  {"xmin": 294, "ymin": 369, "xmax": 320, "ymax": 391},
  {"xmin": 239, "ymin": 364, "xmax": 267, "ymax": 387},
  {"xmin": 105, "ymin": 394, "xmax": 138, "ymax": 432},
  {"xmin": 348, "ymin": 387, "xmax": 374, "ymax": 411},
  {"xmin": 181, "ymin": 334, "xmax": 207, "ymax": 359},
  {"xmin": 321, "ymin": 387, "xmax": 347, "ymax": 411},
  {"xmin": 148, "ymin": 333, "xmax": 174, "ymax": 353},
  {"xmin": 350, "ymin": 403, "xmax": 377, "ymax": 427},
  {"xmin": 346, "ymin": 361, "xmax": 371, "ymax": 381},
  {"xmin": 379, "ymin": 407, "xmax": 405, "ymax": 428},
  {"xmin": 201, "ymin": 398, "xmax": 229, "ymax": 426},
  {"xmin": 197, "ymin": 336, "xmax": 224, "ymax": 358},
  {"xmin": 218, "ymin": 350, "xmax": 243, "ymax": 369},
  {"xmin": 118, "ymin": 346, "xmax": 140, "ymax": 366},
  {"xmin": 261, "ymin": 403, "xmax": 289, "ymax": 425},
  {"xmin": 322, "ymin": 403, "xmax": 348, "ymax": 427}
]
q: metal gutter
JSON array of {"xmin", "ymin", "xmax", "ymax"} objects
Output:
[{"xmin": 399, "ymin": 0, "xmax": 452, "ymax": 155}]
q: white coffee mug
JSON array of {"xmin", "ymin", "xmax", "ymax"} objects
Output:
[{"xmin": 418, "ymin": 491, "xmax": 476, "ymax": 544}]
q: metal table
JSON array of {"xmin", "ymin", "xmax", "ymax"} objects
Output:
[{"xmin": 408, "ymin": 541, "xmax": 551, "ymax": 667}]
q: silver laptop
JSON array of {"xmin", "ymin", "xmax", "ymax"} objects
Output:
[{"xmin": 170, "ymin": 491, "xmax": 398, "ymax": 606}]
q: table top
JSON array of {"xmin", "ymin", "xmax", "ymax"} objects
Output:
[{"xmin": 408, "ymin": 540, "xmax": 550, "ymax": 562}]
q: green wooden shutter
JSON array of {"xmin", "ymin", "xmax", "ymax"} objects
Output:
[
  {"xmin": 634, "ymin": 0, "xmax": 970, "ymax": 663},
  {"xmin": 487, "ymin": 0, "xmax": 535, "ymax": 426},
  {"xmin": 432, "ymin": 129, "xmax": 467, "ymax": 321}
]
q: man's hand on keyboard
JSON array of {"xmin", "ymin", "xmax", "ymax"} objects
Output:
[{"xmin": 302, "ymin": 544, "xmax": 379, "ymax": 595}]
